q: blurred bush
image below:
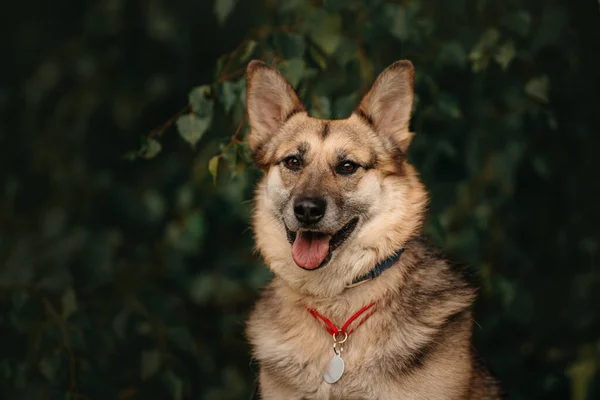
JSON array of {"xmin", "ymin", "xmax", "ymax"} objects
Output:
[{"xmin": 0, "ymin": 0, "xmax": 598, "ymax": 399}]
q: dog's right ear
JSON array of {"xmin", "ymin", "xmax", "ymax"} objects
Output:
[
  {"xmin": 246, "ymin": 60, "xmax": 305, "ymax": 156},
  {"xmin": 355, "ymin": 60, "xmax": 415, "ymax": 152}
]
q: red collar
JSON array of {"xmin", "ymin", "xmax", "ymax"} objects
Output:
[{"xmin": 306, "ymin": 302, "xmax": 377, "ymax": 340}]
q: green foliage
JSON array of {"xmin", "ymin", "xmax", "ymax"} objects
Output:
[{"xmin": 1, "ymin": 0, "xmax": 599, "ymax": 399}]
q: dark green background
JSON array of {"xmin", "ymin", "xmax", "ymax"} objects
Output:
[{"xmin": 1, "ymin": 0, "xmax": 599, "ymax": 399}]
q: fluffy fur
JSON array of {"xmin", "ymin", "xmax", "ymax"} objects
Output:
[{"xmin": 245, "ymin": 59, "xmax": 502, "ymax": 399}]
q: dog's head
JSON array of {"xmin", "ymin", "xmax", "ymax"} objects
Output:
[{"xmin": 246, "ymin": 60, "xmax": 429, "ymax": 297}]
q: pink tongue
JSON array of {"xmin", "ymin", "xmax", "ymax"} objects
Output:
[{"xmin": 292, "ymin": 232, "xmax": 331, "ymax": 270}]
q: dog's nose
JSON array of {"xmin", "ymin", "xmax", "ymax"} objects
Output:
[{"xmin": 294, "ymin": 197, "xmax": 326, "ymax": 224}]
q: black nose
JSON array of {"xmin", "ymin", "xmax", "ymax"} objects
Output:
[{"xmin": 294, "ymin": 197, "xmax": 327, "ymax": 224}]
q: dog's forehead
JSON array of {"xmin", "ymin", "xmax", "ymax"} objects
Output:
[{"xmin": 278, "ymin": 115, "xmax": 376, "ymax": 160}]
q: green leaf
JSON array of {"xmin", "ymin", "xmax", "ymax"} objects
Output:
[
  {"xmin": 469, "ymin": 28, "xmax": 500, "ymax": 72},
  {"xmin": 311, "ymin": 96, "xmax": 331, "ymax": 119},
  {"xmin": 309, "ymin": 45, "xmax": 328, "ymax": 70},
  {"xmin": 278, "ymin": 58, "xmax": 306, "ymax": 87},
  {"xmin": 219, "ymin": 81, "xmax": 237, "ymax": 114},
  {"xmin": 532, "ymin": 6, "xmax": 567, "ymax": 51},
  {"xmin": 142, "ymin": 138, "xmax": 162, "ymax": 159},
  {"xmin": 239, "ymin": 40, "xmax": 257, "ymax": 62},
  {"xmin": 566, "ymin": 346, "xmax": 598, "ymax": 400},
  {"xmin": 273, "ymin": 33, "xmax": 306, "ymax": 59},
  {"xmin": 163, "ymin": 369, "xmax": 185, "ymax": 400},
  {"xmin": 437, "ymin": 94, "xmax": 462, "ymax": 119},
  {"xmin": 222, "ymin": 143, "xmax": 237, "ymax": 168},
  {"xmin": 214, "ymin": 0, "xmax": 238, "ymax": 25},
  {"xmin": 385, "ymin": 4, "xmax": 409, "ymax": 41},
  {"xmin": 334, "ymin": 39, "xmax": 358, "ymax": 66},
  {"xmin": 524, "ymin": 76, "xmax": 550, "ymax": 104},
  {"xmin": 494, "ymin": 41, "xmax": 516, "ymax": 71},
  {"xmin": 323, "ymin": 0, "xmax": 351, "ymax": 11},
  {"xmin": 306, "ymin": 11, "xmax": 342, "ymax": 55},
  {"xmin": 61, "ymin": 287, "xmax": 77, "ymax": 319},
  {"xmin": 333, "ymin": 94, "xmax": 357, "ymax": 119},
  {"xmin": 0, "ymin": 359, "xmax": 10, "ymax": 379},
  {"xmin": 141, "ymin": 349, "xmax": 162, "ymax": 380},
  {"xmin": 438, "ymin": 41, "xmax": 467, "ymax": 68},
  {"xmin": 38, "ymin": 354, "xmax": 59, "ymax": 381},
  {"xmin": 278, "ymin": 0, "xmax": 302, "ymax": 12},
  {"xmin": 189, "ymin": 274, "xmax": 216, "ymax": 304},
  {"xmin": 176, "ymin": 114, "xmax": 211, "ymax": 148},
  {"xmin": 502, "ymin": 11, "xmax": 531, "ymax": 37},
  {"xmin": 188, "ymin": 85, "xmax": 214, "ymax": 117},
  {"xmin": 112, "ymin": 309, "xmax": 131, "ymax": 340},
  {"xmin": 208, "ymin": 156, "xmax": 220, "ymax": 183}
]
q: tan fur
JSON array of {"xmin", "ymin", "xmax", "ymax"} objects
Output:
[{"xmin": 245, "ymin": 60, "xmax": 502, "ymax": 399}]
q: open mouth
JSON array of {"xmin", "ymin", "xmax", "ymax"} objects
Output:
[{"xmin": 285, "ymin": 217, "xmax": 359, "ymax": 271}]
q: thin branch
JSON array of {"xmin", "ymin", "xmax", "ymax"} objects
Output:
[
  {"xmin": 148, "ymin": 104, "xmax": 191, "ymax": 138},
  {"xmin": 42, "ymin": 297, "xmax": 84, "ymax": 400}
]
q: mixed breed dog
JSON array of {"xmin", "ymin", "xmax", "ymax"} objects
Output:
[{"xmin": 243, "ymin": 59, "xmax": 504, "ymax": 399}]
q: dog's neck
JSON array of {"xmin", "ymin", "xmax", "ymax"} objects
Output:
[
  {"xmin": 346, "ymin": 248, "xmax": 405, "ymax": 288},
  {"xmin": 274, "ymin": 245, "xmax": 414, "ymax": 324}
]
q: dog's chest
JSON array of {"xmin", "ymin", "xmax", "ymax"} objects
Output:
[{"xmin": 252, "ymin": 319, "xmax": 381, "ymax": 399}]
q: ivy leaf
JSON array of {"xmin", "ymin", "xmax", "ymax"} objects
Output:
[
  {"xmin": 141, "ymin": 349, "xmax": 162, "ymax": 380},
  {"xmin": 494, "ymin": 41, "xmax": 516, "ymax": 71},
  {"xmin": 278, "ymin": 58, "xmax": 306, "ymax": 87},
  {"xmin": 532, "ymin": 6, "xmax": 567, "ymax": 51},
  {"xmin": 311, "ymin": 96, "xmax": 331, "ymax": 119},
  {"xmin": 214, "ymin": 0, "xmax": 238, "ymax": 25},
  {"xmin": 469, "ymin": 28, "xmax": 500, "ymax": 72},
  {"xmin": 278, "ymin": 0, "xmax": 303, "ymax": 12},
  {"xmin": 438, "ymin": 41, "xmax": 467, "ymax": 68},
  {"xmin": 502, "ymin": 11, "xmax": 531, "ymax": 37},
  {"xmin": 437, "ymin": 94, "xmax": 462, "ymax": 119},
  {"xmin": 333, "ymin": 94, "xmax": 357, "ymax": 119},
  {"xmin": 163, "ymin": 369, "xmax": 185, "ymax": 400},
  {"xmin": 188, "ymin": 85, "xmax": 214, "ymax": 117},
  {"xmin": 323, "ymin": 0, "xmax": 351, "ymax": 11},
  {"xmin": 334, "ymin": 39, "xmax": 358, "ymax": 67},
  {"xmin": 306, "ymin": 10, "xmax": 342, "ymax": 55},
  {"xmin": 309, "ymin": 45, "xmax": 327, "ymax": 69},
  {"xmin": 219, "ymin": 81, "xmax": 237, "ymax": 114},
  {"xmin": 385, "ymin": 4, "xmax": 409, "ymax": 41},
  {"xmin": 525, "ymin": 76, "xmax": 550, "ymax": 104},
  {"xmin": 222, "ymin": 143, "xmax": 237, "ymax": 168},
  {"xmin": 38, "ymin": 354, "xmax": 59, "ymax": 381},
  {"xmin": 61, "ymin": 287, "xmax": 77, "ymax": 319},
  {"xmin": 208, "ymin": 156, "xmax": 220, "ymax": 183},
  {"xmin": 176, "ymin": 114, "xmax": 211, "ymax": 148},
  {"xmin": 239, "ymin": 40, "xmax": 257, "ymax": 62},
  {"xmin": 142, "ymin": 138, "xmax": 162, "ymax": 159},
  {"xmin": 273, "ymin": 33, "xmax": 306, "ymax": 59}
]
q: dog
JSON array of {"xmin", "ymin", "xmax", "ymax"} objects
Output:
[{"xmin": 244, "ymin": 59, "xmax": 503, "ymax": 399}]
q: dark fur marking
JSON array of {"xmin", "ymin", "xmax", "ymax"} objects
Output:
[
  {"xmin": 284, "ymin": 107, "xmax": 304, "ymax": 122},
  {"xmin": 321, "ymin": 122, "xmax": 330, "ymax": 138},
  {"xmin": 391, "ymin": 147, "xmax": 407, "ymax": 176},
  {"xmin": 252, "ymin": 142, "xmax": 270, "ymax": 169},
  {"xmin": 297, "ymin": 142, "xmax": 309, "ymax": 158},
  {"xmin": 354, "ymin": 108, "xmax": 374, "ymax": 127},
  {"xmin": 386, "ymin": 309, "xmax": 470, "ymax": 377},
  {"xmin": 365, "ymin": 150, "xmax": 379, "ymax": 170}
]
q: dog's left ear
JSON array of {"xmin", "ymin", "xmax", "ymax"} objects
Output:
[
  {"xmin": 355, "ymin": 60, "xmax": 415, "ymax": 152},
  {"xmin": 246, "ymin": 60, "xmax": 305, "ymax": 154}
]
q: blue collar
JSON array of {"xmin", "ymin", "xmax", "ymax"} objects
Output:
[{"xmin": 349, "ymin": 248, "xmax": 405, "ymax": 287}]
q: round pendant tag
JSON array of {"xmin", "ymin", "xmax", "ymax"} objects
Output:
[{"xmin": 323, "ymin": 354, "xmax": 345, "ymax": 384}]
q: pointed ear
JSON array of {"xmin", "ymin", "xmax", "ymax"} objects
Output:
[
  {"xmin": 355, "ymin": 60, "xmax": 415, "ymax": 152},
  {"xmin": 245, "ymin": 60, "xmax": 305, "ymax": 154}
]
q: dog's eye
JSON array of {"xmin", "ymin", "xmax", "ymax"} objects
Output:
[
  {"xmin": 337, "ymin": 161, "xmax": 359, "ymax": 175},
  {"xmin": 283, "ymin": 156, "xmax": 302, "ymax": 171}
]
